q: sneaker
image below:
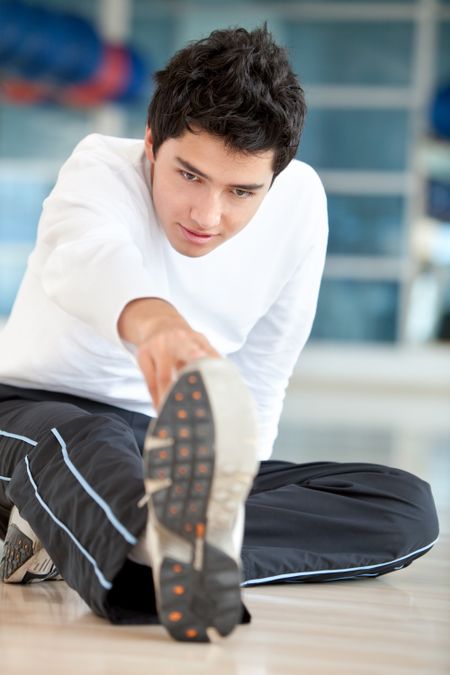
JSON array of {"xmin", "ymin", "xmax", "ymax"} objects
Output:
[
  {"xmin": 0, "ymin": 506, "xmax": 62, "ymax": 583},
  {"xmin": 141, "ymin": 357, "xmax": 259, "ymax": 642}
]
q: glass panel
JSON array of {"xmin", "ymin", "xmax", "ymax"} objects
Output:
[
  {"xmin": 327, "ymin": 195, "xmax": 405, "ymax": 256},
  {"xmin": 436, "ymin": 22, "xmax": 450, "ymax": 88},
  {"xmin": 285, "ymin": 21, "xmax": 414, "ymax": 86},
  {"xmin": 123, "ymin": 101, "xmax": 148, "ymax": 140},
  {"xmin": 0, "ymin": 245, "xmax": 31, "ymax": 316},
  {"xmin": 131, "ymin": 4, "xmax": 176, "ymax": 72},
  {"xmin": 0, "ymin": 104, "xmax": 93, "ymax": 160},
  {"xmin": 311, "ymin": 279, "xmax": 400, "ymax": 342},
  {"xmin": 299, "ymin": 108, "xmax": 410, "ymax": 170},
  {"xmin": 143, "ymin": 0, "xmax": 416, "ymax": 4},
  {"xmin": 168, "ymin": 10, "xmax": 284, "ymax": 51},
  {"xmin": 287, "ymin": 0, "xmax": 415, "ymax": 3},
  {"xmin": 0, "ymin": 179, "xmax": 51, "ymax": 243}
]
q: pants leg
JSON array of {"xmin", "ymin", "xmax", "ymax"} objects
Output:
[
  {"xmin": 241, "ymin": 460, "xmax": 439, "ymax": 585},
  {"xmin": 0, "ymin": 384, "xmax": 159, "ymax": 623},
  {"xmin": 1, "ymin": 383, "xmax": 440, "ymax": 619}
]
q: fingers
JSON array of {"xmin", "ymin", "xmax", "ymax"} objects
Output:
[
  {"xmin": 175, "ymin": 340, "xmax": 209, "ymax": 364},
  {"xmin": 137, "ymin": 347, "xmax": 159, "ymax": 408},
  {"xmin": 153, "ymin": 356, "xmax": 176, "ymax": 411},
  {"xmin": 137, "ymin": 327, "xmax": 220, "ymax": 412},
  {"xmin": 192, "ymin": 332, "xmax": 221, "ymax": 359}
]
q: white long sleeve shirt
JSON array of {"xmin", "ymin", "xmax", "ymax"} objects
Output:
[{"xmin": 0, "ymin": 134, "xmax": 328, "ymax": 460}]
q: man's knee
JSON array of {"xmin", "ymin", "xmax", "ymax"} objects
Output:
[
  {"xmin": 41, "ymin": 412, "xmax": 142, "ymax": 470},
  {"xmin": 389, "ymin": 468, "xmax": 439, "ymax": 555}
]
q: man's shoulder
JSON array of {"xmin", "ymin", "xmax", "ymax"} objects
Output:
[
  {"xmin": 263, "ymin": 159, "xmax": 327, "ymax": 221},
  {"xmin": 47, "ymin": 134, "xmax": 150, "ymax": 217},
  {"xmin": 255, "ymin": 158, "xmax": 328, "ymax": 250},
  {"xmin": 70, "ymin": 133, "xmax": 144, "ymax": 165},
  {"xmin": 56, "ymin": 134, "xmax": 147, "ymax": 195},
  {"xmin": 275, "ymin": 158, "xmax": 325, "ymax": 196}
]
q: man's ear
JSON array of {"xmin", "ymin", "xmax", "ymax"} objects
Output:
[{"xmin": 144, "ymin": 126, "xmax": 156, "ymax": 162}]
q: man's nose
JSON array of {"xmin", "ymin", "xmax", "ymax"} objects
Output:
[{"xmin": 190, "ymin": 192, "xmax": 222, "ymax": 231}]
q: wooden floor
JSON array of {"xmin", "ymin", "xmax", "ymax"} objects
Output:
[
  {"xmin": 1, "ymin": 386, "xmax": 449, "ymax": 674},
  {"xmin": 1, "ymin": 531, "xmax": 448, "ymax": 675}
]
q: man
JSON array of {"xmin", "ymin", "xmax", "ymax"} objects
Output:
[{"xmin": 0, "ymin": 26, "xmax": 439, "ymax": 643}]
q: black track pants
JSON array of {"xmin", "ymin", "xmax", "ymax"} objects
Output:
[{"xmin": 0, "ymin": 384, "xmax": 439, "ymax": 624}]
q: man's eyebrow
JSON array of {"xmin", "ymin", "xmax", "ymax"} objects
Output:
[{"xmin": 175, "ymin": 157, "xmax": 266, "ymax": 191}]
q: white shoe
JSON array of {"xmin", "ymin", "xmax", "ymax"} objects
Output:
[
  {"xmin": 141, "ymin": 357, "xmax": 259, "ymax": 642},
  {"xmin": 0, "ymin": 506, "xmax": 62, "ymax": 583}
]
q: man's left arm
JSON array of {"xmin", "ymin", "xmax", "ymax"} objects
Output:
[{"xmin": 228, "ymin": 222, "xmax": 328, "ymax": 461}]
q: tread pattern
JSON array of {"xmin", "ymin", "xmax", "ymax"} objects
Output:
[
  {"xmin": 145, "ymin": 370, "xmax": 214, "ymax": 542},
  {"xmin": 1, "ymin": 524, "xmax": 35, "ymax": 581},
  {"xmin": 144, "ymin": 367, "xmax": 243, "ymax": 642},
  {"xmin": 1, "ymin": 523, "xmax": 60, "ymax": 583}
]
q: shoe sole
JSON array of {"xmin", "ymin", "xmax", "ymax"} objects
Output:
[{"xmin": 143, "ymin": 358, "xmax": 258, "ymax": 642}]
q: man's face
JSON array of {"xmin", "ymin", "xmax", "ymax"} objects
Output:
[{"xmin": 144, "ymin": 126, "xmax": 274, "ymax": 257}]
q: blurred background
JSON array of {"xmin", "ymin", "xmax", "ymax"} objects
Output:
[{"xmin": 0, "ymin": 0, "xmax": 449, "ymax": 514}]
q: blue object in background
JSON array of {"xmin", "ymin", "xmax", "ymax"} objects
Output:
[
  {"xmin": 430, "ymin": 84, "xmax": 450, "ymax": 140},
  {"xmin": 113, "ymin": 46, "xmax": 151, "ymax": 103},
  {"xmin": 32, "ymin": 9, "xmax": 103, "ymax": 83},
  {"xmin": 0, "ymin": 1, "xmax": 102, "ymax": 83},
  {"xmin": 0, "ymin": 1, "xmax": 29, "ymax": 62},
  {"xmin": 0, "ymin": 0, "xmax": 150, "ymax": 104},
  {"xmin": 427, "ymin": 178, "xmax": 450, "ymax": 221}
]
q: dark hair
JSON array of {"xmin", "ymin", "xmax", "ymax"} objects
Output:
[{"xmin": 147, "ymin": 25, "xmax": 306, "ymax": 176}]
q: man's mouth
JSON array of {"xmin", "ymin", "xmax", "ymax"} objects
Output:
[{"xmin": 178, "ymin": 224, "xmax": 217, "ymax": 244}]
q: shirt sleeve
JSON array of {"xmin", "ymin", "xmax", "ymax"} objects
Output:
[
  {"xmin": 228, "ymin": 191, "xmax": 328, "ymax": 461},
  {"xmin": 37, "ymin": 140, "xmax": 169, "ymax": 348}
]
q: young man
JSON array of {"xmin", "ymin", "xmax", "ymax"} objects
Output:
[{"xmin": 0, "ymin": 26, "xmax": 439, "ymax": 642}]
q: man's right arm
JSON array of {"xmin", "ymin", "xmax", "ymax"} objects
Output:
[
  {"xmin": 38, "ymin": 137, "xmax": 219, "ymax": 409},
  {"xmin": 117, "ymin": 298, "xmax": 220, "ymax": 410}
]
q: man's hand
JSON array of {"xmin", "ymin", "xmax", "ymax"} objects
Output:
[{"xmin": 117, "ymin": 298, "xmax": 220, "ymax": 410}]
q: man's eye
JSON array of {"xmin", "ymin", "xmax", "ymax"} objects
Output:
[
  {"xmin": 181, "ymin": 171, "xmax": 198, "ymax": 182},
  {"xmin": 233, "ymin": 189, "xmax": 253, "ymax": 199}
]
